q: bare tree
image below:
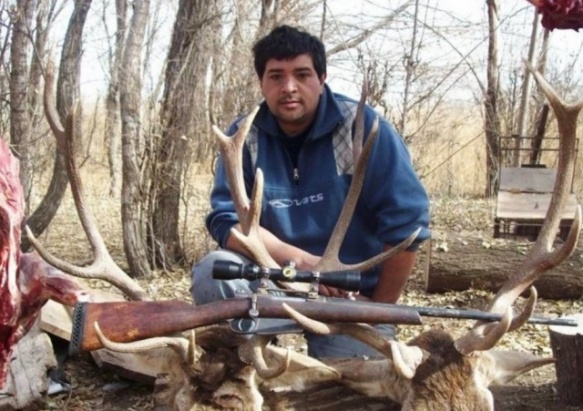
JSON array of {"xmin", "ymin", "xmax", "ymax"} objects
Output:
[
  {"xmin": 147, "ymin": 0, "xmax": 222, "ymax": 269},
  {"xmin": 529, "ymin": 28, "xmax": 551, "ymax": 166},
  {"xmin": 0, "ymin": 2, "xmax": 12, "ymax": 137},
  {"xmin": 28, "ymin": 0, "xmax": 59, "ymax": 130},
  {"xmin": 398, "ymin": 0, "xmax": 420, "ymax": 137},
  {"xmin": 119, "ymin": 0, "xmax": 151, "ymax": 278},
  {"xmin": 213, "ymin": 1, "xmax": 260, "ymax": 125},
  {"xmin": 484, "ymin": 0, "xmax": 502, "ymax": 197},
  {"xmin": 513, "ymin": 9, "xmax": 541, "ymax": 166},
  {"xmin": 22, "ymin": 0, "xmax": 91, "ymax": 251},
  {"xmin": 9, "ymin": 0, "xmax": 36, "ymax": 205},
  {"xmin": 102, "ymin": 0, "xmax": 126, "ymax": 197}
]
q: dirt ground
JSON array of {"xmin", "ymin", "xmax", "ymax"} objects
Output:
[{"xmin": 28, "ymin": 194, "xmax": 583, "ymax": 410}]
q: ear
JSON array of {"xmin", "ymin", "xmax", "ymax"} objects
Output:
[
  {"xmin": 319, "ymin": 73, "xmax": 327, "ymax": 91},
  {"xmin": 390, "ymin": 341, "xmax": 425, "ymax": 379},
  {"xmin": 482, "ymin": 350, "xmax": 555, "ymax": 386}
]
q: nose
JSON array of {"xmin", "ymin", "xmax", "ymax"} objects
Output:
[{"xmin": 281, "ymin": 75, "xmax": 298, "ymax": 93}]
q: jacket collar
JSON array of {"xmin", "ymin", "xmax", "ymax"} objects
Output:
[{"xmin": 253, "ymin": 84, "xmax": 343, "ymax": 141}]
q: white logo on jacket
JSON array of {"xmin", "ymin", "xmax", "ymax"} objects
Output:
[{"xmin": 269, "ymin": 193, "xmax": 324, "ymax": 208}]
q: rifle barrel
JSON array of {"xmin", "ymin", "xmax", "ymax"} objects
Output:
[
  {"xmin": 405, "ymin": 305, "xmax": 578, "ymax": 327},
  {"xmin": 341, "ymin": 299, "xmax": 578, "ymax": 327}
]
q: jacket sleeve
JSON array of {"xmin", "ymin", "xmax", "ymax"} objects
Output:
[
  {"xmin": 205, "ymin": 121, "xmax": 254, "ymax": 248},
  {"xmin": 361, "ymin": 109, "xmax": 431, "ymax": 250}
]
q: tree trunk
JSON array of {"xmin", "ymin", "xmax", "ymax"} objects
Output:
[
  {"xmin": 529, "ymin": 104, "xmax": 549, "ymax": 165},
  {"xmin": 21, "ymin": 0, "xmax": 92, "ymax": 251},
  {"xmin": 148, "ymin": 0, "xmax": 221, "ymax": 268},
  {"xmin": 398, "ymin": 0, "xmax": 420, "ymax": 139},
  {"xmin": 28, "ymin": 0, "xmax": 50, "ymax": 130},
  {"xmin": 484, "ymin": 0, "xmax": 501, "ymax": 197},
  {"xmin": 513, "ymin": 9, "xmax": 540, "ymax": 167},
  {"xmin": 105, "ymin": 0, "xmax": 126, "ymax": 198},
  {"xmin": 529, "ymin": 29, "xmax": 551, "ymax": 166},
  {"xmin": 424, "ymin": 235, "xmax": 583, "ymax": 300},
  {"xmin": 549, "ymin": 314, "xmax": 583, "ymax": 406},
  {"xmin": 120, "ymin": 0, "xmax": 152, "ymax": 278},
  {"xmin": 9, "ymin": 0, "xmax": 35, "ymax": 208}
]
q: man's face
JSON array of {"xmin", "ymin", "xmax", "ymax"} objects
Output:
[{"xmin": 259, "ymin": 54, "xmax": 326, "ymax": 136}]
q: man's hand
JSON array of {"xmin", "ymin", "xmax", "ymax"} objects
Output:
[{"xmin": 318, "ymin": 284, "xmax": 357, "ymax": 299}]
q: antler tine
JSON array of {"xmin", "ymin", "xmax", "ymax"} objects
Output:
[
  {"xmin": 211, "ymin": 107, "xmax": 259, "ymax": 229},
  {"xmin": 281, "ymin": 303, "xmax": 394, "ymax": 359},
  {"xmin": 314, "ymin": 81, "xmax": 420, "ymax": 274},
  {"xmin": 282, "ymin": 302, "xmax": 426, "ymax": 379},
  {"xmin": 27, "ymin": 58, "xmax": 149, "ymax": 301},
  {"xmin": 455, "ymin": 62, "xmax": 583, "ymax": 354},
  {"xmin": 454, "ymin": 307, "xmax": 513, "ymax": 355},
  {"xmin": 525, "ymin": 60, "xmax": 583, "ymax": 254},
  {"xmin": 212, "ymin": 110, "xmax": 279, "ymax": 270},
  {"xmin": 93, "ymin": 321, "xmax": 193, "ymax": 360},
  {"xmin": 227, "ymin": 169, "xmax": 279, "ymax": 269},
  {"xmin": 238, "ymin": 334, "xmax": 291, "ymax": 380}
]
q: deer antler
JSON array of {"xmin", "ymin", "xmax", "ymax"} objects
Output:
[
  {"xmin": 314, "ymin": 80, "xmax": 420, "ymax": 273},
  {"xmin": 211, "ymin": 79, "xmax": 420, "ymax": 288},
  {"xmin": 281, "ymin": 303, "xmax": 424, "ymax": 379},
  {"xmin": 93, "ymin": 321, "xmax": 197, "ymax": 361},
  {"xmin": 312, "ymin": 111, "xmax": 420, "ymax": 273},
  {"xmin": 212, "ymin": 108, "xmax": 279, "ymax": 271},
  {"xmin": 238, "ymin": 335, "xmax": 291, "ymax": 379},
  {"xmin": 454, "ymin": 60, "xmax": 583, "ymax": 355},
  {"xmin": 25, "ymin": 59, "xmax": 149, "ymax": 301}
]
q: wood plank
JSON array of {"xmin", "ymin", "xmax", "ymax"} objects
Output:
[
  {"xmin": 39, "ymin": 299, "xmax": 74, "ymax": 340},
  {"xmin": 93, "ymin": 347, "xmax": 174, "ymax": 385},
  {"xmin": 499, "ymin": 167, "xmax": 558, "ymax": 193},
  {"xmin": 0, "ymin": 325, "xmax": 56, "ymax": 411},
  {"xmin": 495, "ymin": 192, "xmax": 579, "ymax": 220}
]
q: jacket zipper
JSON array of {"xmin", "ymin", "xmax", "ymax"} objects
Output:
[{"xmin": 293, "ymin": 168, "xmax": 300, "ymax": 185}]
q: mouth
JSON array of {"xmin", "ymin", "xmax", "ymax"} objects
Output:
[{"xmin": 279, "ymin": 100, "xmax": 300, "ymax": 109}]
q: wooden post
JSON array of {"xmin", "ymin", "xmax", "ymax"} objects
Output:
[{"xmin": 549, "ymin": 314, "xmax": 583, "ymax": 405}]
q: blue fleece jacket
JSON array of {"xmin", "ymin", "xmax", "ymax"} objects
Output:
[{"xmin": 206, "ymin": 84, "xmax": 430, "ymax": 296}]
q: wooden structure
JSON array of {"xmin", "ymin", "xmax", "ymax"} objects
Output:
[
  {"xmin": 549, "ymin": 314, "xmax": 583, "ymax": 406},
  {"xmin": 493, "ymin": 135, "xmax": 579, "ymax": 240},
  {"xmin": 424, "ymin": 133, "xmax": 582, "ymax": 298}
]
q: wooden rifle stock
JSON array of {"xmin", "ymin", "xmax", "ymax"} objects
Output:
[{"xmin": 69, "ymin": 294, "xmax": 423, "ymax": 353}]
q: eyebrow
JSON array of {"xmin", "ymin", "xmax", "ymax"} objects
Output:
[{"xmin": 265, "ymin": 66, "xmax": 314, "ymax": 74}]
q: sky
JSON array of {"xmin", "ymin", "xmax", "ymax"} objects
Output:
[
  {"xmin": 61, "ymin": 0, "xmax": 583, "ymax": 104},
  {"xmin": 323, "ymin": 0, "xmax": 583, "ymax": 102}
]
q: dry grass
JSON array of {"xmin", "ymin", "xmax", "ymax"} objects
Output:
[
  {"xmin": 21, "ymin": 106, "xmax": 583, "ymax": 409},
  {"xmin": 36, "ymin": 186, "xmax": 583, "ymax": 410}
]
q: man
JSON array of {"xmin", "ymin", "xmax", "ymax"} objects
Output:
[{"xmin": 191, "ymin": 25, "xmax": 430, "ymax": 358}]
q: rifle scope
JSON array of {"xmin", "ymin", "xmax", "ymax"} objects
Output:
[{"xmin": 212, "ymin": 260, "xmax": 361, "ymax": 291}]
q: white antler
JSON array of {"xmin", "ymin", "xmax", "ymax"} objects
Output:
[
  {"xmin": 212, "ymin": 79, "xmax": 420, "ymax": 289},
  {"xmin": 26, "ymin": 58, "xmax": 149, "ymax": 302},
  {"xmin": 454, "ymin": 60, "xmax": 583, "ymax": 355}
]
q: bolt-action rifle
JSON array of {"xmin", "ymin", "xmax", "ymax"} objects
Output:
[{"xmin": 69, "ymin": 260, "xmax": 578, "ymax": 354}]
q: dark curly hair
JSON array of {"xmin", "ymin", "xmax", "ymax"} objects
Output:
[{"xmin": 252, "ymin": 25, "xmax": 326, "ymax": 79}]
